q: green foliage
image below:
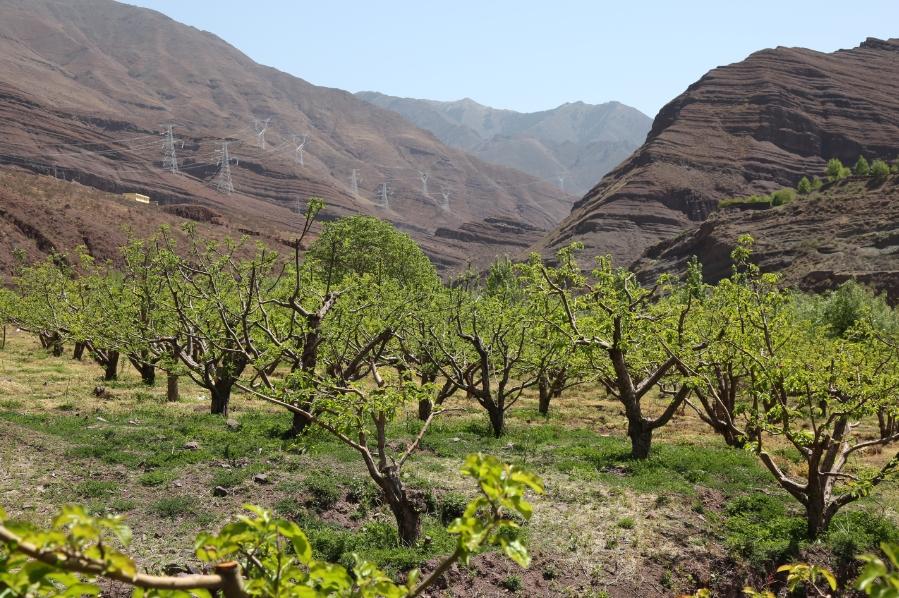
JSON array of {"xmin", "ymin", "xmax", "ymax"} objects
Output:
[
  {"xmin": 855, "ymin": 155, "xmax": 871, "ymax": 176},
  {"xmin": 826, "ymin": 511, "xmax": 899, "ymax": 563},
  {"xmin": 770, "ymin": 188, "xmax": 795, "ymax": 206},
  {"xmin": 304, "ymin": 471, "xmax": 343, "ymax": 511},
  {"xmin": 305, "ymin": 215, "xmax": 439, "ymax": 290},
  {"xmin": 723, "ymin": 495, "xmax": 806, "ymax": 566},
  {"xmin": 871, "ymin": 159, "xmax": 891, "ymax": 180},
  {"xmin": 808, "ymin": 280, "xmax": 899, "ymax": 338},
  {"xmin": 796, "ymin": 176, "xmax": 812, "ymax": 194},
  {"xmin": 857, "ymin": 543, "xmax": 899, "ymax": 596},
  {"xmin": 151, "ymin": 496, "xmax": 197, "ymax": 519},
  {"xmin": 826, "ymin": 157, "xmax": 851, "ymax": 180}
]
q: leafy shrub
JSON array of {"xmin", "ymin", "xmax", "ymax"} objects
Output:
[
  {"xmin": 770, "ymin": 188, "xmax": 796, "ymax": 206},
  {"xmin": 870, "ymin": 159, "xmax": 891, "ymax": 180},
  {"xmin": 303, "ymin": 471, "xmax": 342, "ymax": 510},
  {"xmin": 797, "ymin": 176, "xmax": 812, "ymax": 194},
  {"xmin": 617, "ymin": 516, "xmax": 636, "ymax": 529},
  {"xmin": 826, "ymin": 158, "xmax": 851, "ymax": 180},
  {"xmin": 724, "ymin": 495, "xmax": 806, "ymax": 566},
  {"xmin": 75, "ymin": 480, "xmax": 117, "ymax": 498},
  {"xmin": 854, "ymin": 155, "xmax": 870, "ymax": 176},
  {"xmin": 826, "ymin": 510, "xmax": 899, "ymax": 563}
]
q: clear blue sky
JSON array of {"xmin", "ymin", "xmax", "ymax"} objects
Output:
[{"xmin": 127, "ymin": 1, "xmax": 899, "ymax": 118}]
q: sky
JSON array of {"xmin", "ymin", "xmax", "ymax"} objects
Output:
[{"xmin": 127, "ymin": 1, "xmax": 899, "ymax": 118}]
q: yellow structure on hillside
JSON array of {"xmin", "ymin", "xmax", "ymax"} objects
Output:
[{"xmin": 122, "ymin": 192, "xmax": 150, "ymax": 204}]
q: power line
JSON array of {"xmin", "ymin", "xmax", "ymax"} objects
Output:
[
  {"xmin": 254, "ymin": 118, "xmax": 271, "ymax": 149},
  {"xmin": 293, "ymin": 134, "xmax": 308, "ymax": 166},
  {"xmin": 161, "ymin": 124, "xmax": 181, "ymax": 175},
  {"xmin": 213, "ymin": 141, "xmax": 238, "ymax": 194}
]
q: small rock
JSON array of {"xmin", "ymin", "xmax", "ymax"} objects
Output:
[
  {"xmin": 96, "ymin": 416, "xmax": 109, "ymax": 423},
  {"xmin": 184, "ymin": 441, "xmax": 200, "ymax": 451},
  {"xmin": 252, "ymin": 473, "xmax": 269, "ymax": 485},
  {"xmin": 128, "ymin": 419, "xmax": 139, "ymax": 425},
  {"xmin": 213, "ymin": 486, "xmax": 229, "ymax": 497},
  {"xmin": 220, "ymin": 462, "xmax": 232, "ymax": 469},
  {"xmin": 153, "ymin": 531, "xmax": 162, "ymax": 539},
  {"xmin": 93, "ymin": 386, "xmax": 111, "ymax": 398},
  {"xmin": 451, "ymin": 437, "xmax": 461, "ymax": 442},
  {"xmin": 173, "ymin": 480, "xmax": 183, "ymax": 488},
  {"xmin": 226, "ymin": 419, "xmax": 241, "ymax": 430}
]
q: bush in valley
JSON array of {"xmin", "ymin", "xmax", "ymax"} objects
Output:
[
  {"xmin": 797, "ymin": 176, "xmax": 812, "ymax": 194},
  {"xmin": 853, "ymin": 155, "xmax": 871, "ymax": 176}
]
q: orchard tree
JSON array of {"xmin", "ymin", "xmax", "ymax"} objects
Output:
[
  {"xmin": 694, "ymin": 237, "xmax": 899, "ymax": 539},
  {"xmin": 0, "ymin": 287, "xmax": 16, "ymax": 350},
  {"xmin": 12, "ymin": 255, "xmax": 72, "ymax": 356},
  {"xmin": 538, "ymin": 247, "xmax": 703, "ymax": 458},
  {"xmin": 153, "ymin": 226, "xmax": 278, "ymax": 416},
  {"xmin": 419, "ymin": 274, "xmax": 546, "ymax": 438},
  {"xmin": 305, "ymin": 215, "xmax": 440, "ymax": 291}
]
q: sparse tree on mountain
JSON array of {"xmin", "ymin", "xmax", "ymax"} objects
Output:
[{"xmin": 854, "ymin": 155, "xmax": 871, "ymax": 176}]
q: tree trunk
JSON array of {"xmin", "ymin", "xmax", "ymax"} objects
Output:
[
  {"xmin": 0, "ymin": 324, "xmax": 5, "ymax": 350},
  {"xmin": 628, "ymin": 420, "xmax": 653, "ymax": 460},
  {"xmin": 418, "ymin": 398, "xmax": 433, "ymax": 421},
  {"xmin": 487, "ymin": 404, "xmax": 505, "ymax": 438},
  {"xmin": 538, "ymin": 377, "xmax": 551, "ymax": 416},
  {"xmin": 805, "ymin": 492, "xmax": 829, "ymax": 540},
  {"xmin": 289, "ymin": 409, "xmax": 312, "ymax": 437},
  {"xmin": 103, "ymin": 350, "xmax": 120, "ymax": 381},
  {"xmin": 381, "ymin": 481, "xmax": 421, "ymax": 545},
  {"xmin": 210, "ymin": 379, "xmax": 232, "ymax": 416},
  {"xmin": 166, "ymin": 373, "xmax": 179, "ymax": 402},
  {"xmin": 72, "ymin": 342, "xmax": 85, "ymax": 360},
  {"xmin": 136, "ymin": 362, "xmax": 155, "ymax": 385},
  {"xmin": 42, "ymin": 332, "xmax": 63, "ymax": 357}
]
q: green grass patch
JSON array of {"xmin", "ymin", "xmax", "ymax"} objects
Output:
[{"xmin": 151, "ymin": 496, "xmax": 197, "ymax": 519}]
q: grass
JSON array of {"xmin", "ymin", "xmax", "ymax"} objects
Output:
[{"xmin": 1, "ymin": 329, "xmax": 898, "ymax": 593}]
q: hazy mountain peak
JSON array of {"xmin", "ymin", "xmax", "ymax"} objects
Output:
[{"xmin": 356, "ymin": 92, "xmax": 651, "ymax": 195}]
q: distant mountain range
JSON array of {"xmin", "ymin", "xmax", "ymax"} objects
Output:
[
  {"xmin": 0, "ymin": 0, "xmax": 573, "ymax": 276},
  {"xmin": 356, "ymin": 92, "xmax": 651, "ymax": 196}
]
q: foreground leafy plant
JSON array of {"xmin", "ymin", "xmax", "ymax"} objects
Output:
[{"xmin": 0, "ymin": 453, "xmax": 541, "ymax": 597}]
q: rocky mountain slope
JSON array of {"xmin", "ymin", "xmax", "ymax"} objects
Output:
[
  {"xmin": 635, "ymin": 175, "xmax": 899, "ymax": 301},
  {"xmin": 356, "ymin": 92, "xmax": 651, "ymax": 196},
  {"xmin": 0, "ymin": 0, "xmax": 573, "ymax": 274},
  {"xmin": 535, "ymin": 38, "xmax": 899, "ymax": 268}
]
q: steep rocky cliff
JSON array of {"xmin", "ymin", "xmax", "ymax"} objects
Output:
[{"xmin": 535, "ymin": 38, "xmax": 899, "ymax": 267}]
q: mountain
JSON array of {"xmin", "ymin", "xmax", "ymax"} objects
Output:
[
  {"xmin": 535, "ymin": 38, "xmax": 899, "ymax": 268},
  {"xmin": 0, "ymin": 0, "xmax": 573, "ymax": 275},
  {"xmin": 636, "ymin": 175, "xmax": 899, "ymax": 301},
  {"xmin": 355, "ymin": 92, "xmax": 651, "ymax": 196}
]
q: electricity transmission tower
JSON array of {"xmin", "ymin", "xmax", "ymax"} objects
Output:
[
  {"xmin": 293, "ymin": 134, "xmax": 308, "ymax": 166},
  {"xmin": 254, "ymin": 118, "xmax": 271, "ymax": 149},
  {"xmin": 439, "ymin": 188, "xmax": 450, "ymax": 211},
  {"xmin": 557, "ymin": 175, "xmax": 565, "ymax": 191},
  {"xmin": 161, "ymin": 124, "xmax": 181, "ymax": 174},
  {"xmin": 376, "ymin": 182, "xmax": 391, "ymax": 209},
  {"xmin": 213, "ymin": 141, "xmax": 238, "ymax": 194},
  {"xmin": 418, "ymin": 170, "xmax": 430, "ymax": 195},
  {"xmin": 350, "ymin": 169, "xmax": 360, "ymax": 195}
]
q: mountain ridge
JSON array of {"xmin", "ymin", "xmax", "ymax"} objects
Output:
[
  {"xmin": 0, "ymin": 0, "xmax": 573, "ymax": 274},
  {"xmin": 356, "ymin": 91, "xmax": 651, "ymax": 195},
  {"xmin": 535, "ymin": 37, "xmax": 899, "ymax": 267}
]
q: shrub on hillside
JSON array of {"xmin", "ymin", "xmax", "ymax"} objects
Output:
[
  {"xmin": 770, "ymin": 188, "xmax": 796, "ymax": 206},
  {"xmin": 870, "ymin": 159, "xmax": 890, "ymax": 180},
  {"xmin": 826, "ymin": 158, "xmax": 851, "ymax": 180},
  {"xmin": 797, "ymin": 176, "xmax": 812, "ymax": 194},
  {"xmin": 854, "ymin": 155, "xmax": 870, "ymax": 176}
]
